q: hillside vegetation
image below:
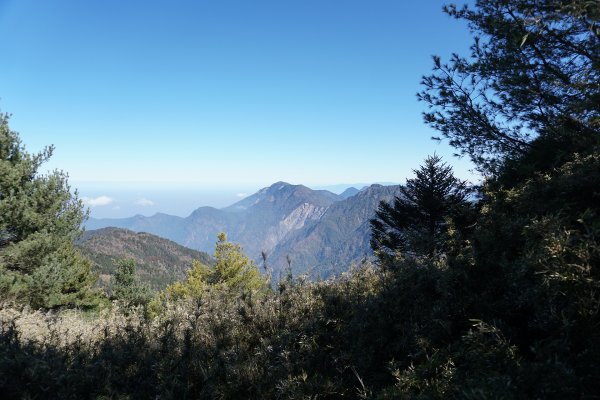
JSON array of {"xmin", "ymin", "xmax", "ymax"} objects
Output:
[
  {"xmin": 1, "ymin": 0, "xmax": 599, "ymax": 398},
  {"xmin": 77, "ymin": 227, "xmax": 213, "ymax": 290}
]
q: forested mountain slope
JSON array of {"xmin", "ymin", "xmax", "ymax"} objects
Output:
[{"xmin": 77, "ymin": 227, "xmax": 213, "ymax": 289}]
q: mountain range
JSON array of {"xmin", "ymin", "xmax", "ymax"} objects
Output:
[{"xmin": 85, "ymin": 182, "xmax": 401, "ymax": 278}]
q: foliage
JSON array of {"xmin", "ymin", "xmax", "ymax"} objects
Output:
[
  {"xmin": 166, "ymin": 233, "xmax": 267, "ymax": 301},
  {"xmin": 111, "ymin": 259, "xmax": 151, "ymax": 310},
  {"xmin": 1, "ymin": 0, "xmax": 600, "ymax": 398},
  {"xmin": 370, "ymin": 155, "xmax": 474, "ymax": 261},
  {"xmin": 213, "ymin": 232, "xmax": 266, "ymax": 292},
  {"xmin": 165, "ymin": 259, "xmax": 212, "ymax": 300},
  {"xmin": 418, "ymin": 0, "xmax": 600, "ymax": 173},
  {"xmin": 0, "ymin": 113, "xmax": 100, "ymax": 309},
  {"xmin": 3, "ymin": 212, "xmax": 597, "ymax": 399}
]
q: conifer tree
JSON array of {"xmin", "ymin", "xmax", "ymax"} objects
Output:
[
  {"xmin": 112, "ymin": 259, "xmax": 150, "ymax": 309},
  {"xmin": 418, "ymin": 0, "xmax": 600, "ymax": 174},
  {"xmin": 165, "ymin": 232, "xmax": 266, "ymax": 300},
  {"xmin": 0, "ymin": 113, "xmax": 100, "ymax": 309},
  {"xmin": 370, "ymin": 155, "xmax": 472, "ymax": 261},
  {"xmin": 212, "ymin": 232, "xmax": 265, "ymax": 293},
  {"xmin": 165, "ymin": 259, "xmax": 211, "ymax": 299}
]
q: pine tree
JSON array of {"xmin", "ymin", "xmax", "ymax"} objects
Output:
[
  {"xmin": 418, "ymin": 0, "xmax": 600, "ymax": 174},
  {"xmin": 370, "ymin": 155, "xmax": 473, "ymax": 261},
  {"xmin": 0, "ymin": 112, "xmax": 100, "ymax": 309},
  {"xmin": 412, "ymin": 2, "xmax": 600, "ymax": 395}
]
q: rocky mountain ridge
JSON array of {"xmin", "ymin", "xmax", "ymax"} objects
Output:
[{"xmin": 86, "ymin": 182, "xmax": 401, "ymax": 277}]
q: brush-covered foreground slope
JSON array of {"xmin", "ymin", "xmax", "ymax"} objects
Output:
[
  {"xmin": 77, "ymin": 227, "xmax": 212, "ymax": 290},
  {"xmin": 86, "ymin": 182, "xmax": 400, "ymax": 278}
]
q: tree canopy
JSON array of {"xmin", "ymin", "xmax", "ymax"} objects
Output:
[
  {"xmin": 166, "ymin": 232, "xmax": 266, "ymax": 300},
  {"xmin": 112, "ymin": 259, "xmax": 151, "ymax": 310},
  {"xmin": 419, "ymin": 0, "xmax": 600, "ymax": 173},
  {"xmin": 0, "ymin": 113, "xmax": 99, "ymax": 309},
  {"xmin": 370, "ymin": 155, "xmax": 473, "ymax": 261}
]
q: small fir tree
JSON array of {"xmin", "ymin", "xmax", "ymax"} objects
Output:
[
  {"xmin": 212, "ymin": 232, "xmax": 265, "ymax": 293},
  {"xmin": 370, "ymin": 155, "xmax": 473, "ymax": 261},
  {"xmin": 165, "ymin": 232, "xmax": 266, "ymax": 300},
  {"xmin": 112, "ymin": 259, "xmax": 150, "ymax": 309}
]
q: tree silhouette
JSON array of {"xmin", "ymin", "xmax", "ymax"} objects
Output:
[{"xmin": 370, "ymin": 155, "xmax": 472, "ymax": 261}]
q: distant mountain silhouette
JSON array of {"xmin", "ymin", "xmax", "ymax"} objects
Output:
[
  {"xmin": 339, "ymin": 187, "xmax": 360, "ymax": 199},
  {"xmin": 85, "ymin": 182, "xmax": 401, "ymax": 278}
]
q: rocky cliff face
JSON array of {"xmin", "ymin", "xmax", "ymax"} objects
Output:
[
  {"xmin": 263, "ymin": 202, "xmax": 329, "ymax": 251},
  {"xmin": 267, "ymin": 184, "xmax": 401, "ymax": 278}
]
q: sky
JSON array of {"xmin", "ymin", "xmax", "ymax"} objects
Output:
[{"xmin": 0, "ymin": 0, "xmax": 477, "ymax": 217}]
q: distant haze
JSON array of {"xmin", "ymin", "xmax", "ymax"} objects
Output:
[{"xmin": 78, "ymin": 182, "xmax": 389, "ymax": 219}]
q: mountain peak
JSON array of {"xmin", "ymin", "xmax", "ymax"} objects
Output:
[
  {"xmin": 340, "ymin": 187, "xmax": 360, "ymax": 199},
  {"xmin": 223, "ymin": 181, "xmax": 340, "ymax": 213},
  {"xmin": 83, "ymin": 182, "xmax": 400, "ymax": 277},
  {"xmin": 270, "ymin": 181, "xmax": 292, "ymax": 188},
  {"xmin": 265, "ymin": 181, "xmax": 297, "ymax": 194}
]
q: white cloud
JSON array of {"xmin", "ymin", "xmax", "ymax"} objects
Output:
[
  {"xmin": 135, "ymin": 197, "xmax": 154, "ymax": 206},
  {"xmin": 82, "ymin": 195, "xmax": 114, "ymax": 207},
  {"xmin": 236, "ymin": 193, "xmax": 248, "ymax": 198}
]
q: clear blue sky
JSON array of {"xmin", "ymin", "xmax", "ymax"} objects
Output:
[{"xmin": 0, "ymin": 1, "xmax": 477, "ymax": 216}]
